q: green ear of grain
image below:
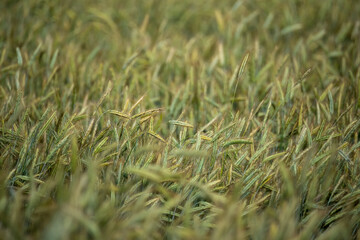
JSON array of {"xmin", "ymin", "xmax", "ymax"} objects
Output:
[
  {"xmin": 169, "ymin": 120, "xmax": 194, "ymax": 128},
  {"xmin": 107, "ymin": 110, "xmax": 131, "ymax": 119},
  {"xmin": 222, "ymin": 139, "xmax": 253, "ymax": 148},
  {"xmin": 16, "ymin": 47, "xmax": 23, "ymax": 65},
  {"xmin": 263, "ymin": 152, "xmax": 286, "ymax": 162},
  {"xmin": 230, "ymin": 53, "xmax": 249, "ymax": 102}
]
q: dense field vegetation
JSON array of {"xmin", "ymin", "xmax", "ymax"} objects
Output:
[{"xmin": 1, "ymin": 0, "xmax": 360, "ymax": 239}]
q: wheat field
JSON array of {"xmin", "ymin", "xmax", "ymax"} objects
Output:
[{"xmin": 0, "ymin": 0, "xmax": 360, "ymax": 239}]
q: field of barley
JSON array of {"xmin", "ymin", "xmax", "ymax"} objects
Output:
[{"xmin": 1, "ymin": 0, "xmax": 360, "ymax": 239}]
